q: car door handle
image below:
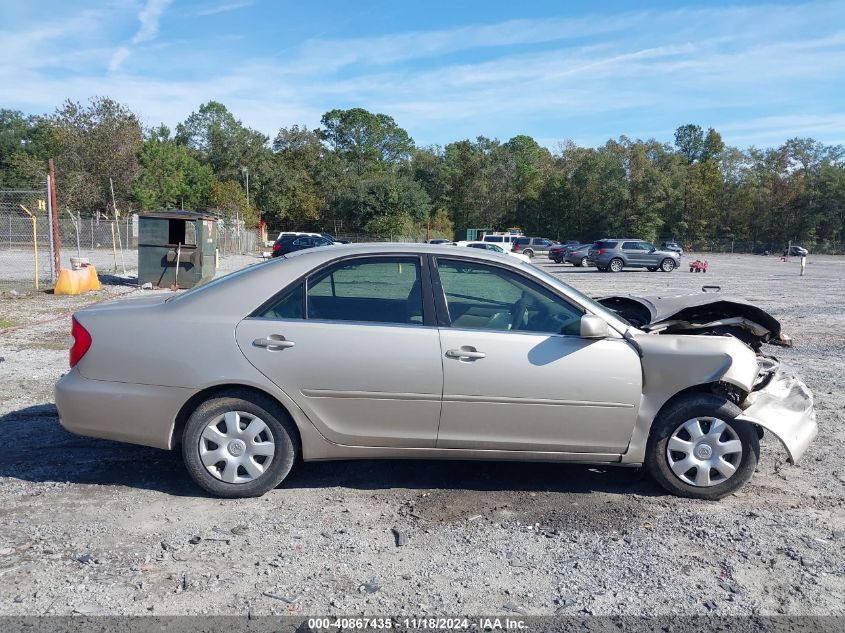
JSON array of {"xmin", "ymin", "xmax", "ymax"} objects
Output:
[
  {"xmin": 253, "ymin": 337, "xmax": 295, "ymax": 350},
  {"xmin": 445, "ymin": 347, "xmax": 486, "ymax": 361}
]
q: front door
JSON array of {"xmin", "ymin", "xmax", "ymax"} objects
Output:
[
  {"xmin": 236, "ymin": 256, "xmax": 443, "ymax": 448},
  {"xmin": 433, "ymin": 258, "xmax": 642, "ymax": 453}
]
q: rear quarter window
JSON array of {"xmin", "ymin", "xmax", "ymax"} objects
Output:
[{"xmin": 595, "ymin": 241, "xmax": 618, "ymax": 249}]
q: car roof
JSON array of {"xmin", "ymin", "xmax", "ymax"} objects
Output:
[{"xmin": 283, "ymin": 241, "xmax": 511, "ymax": 261}]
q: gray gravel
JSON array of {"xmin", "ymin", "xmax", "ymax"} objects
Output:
[{"xmin": 0, "ymin": 252, "xmax": 843, "ymax": 616}]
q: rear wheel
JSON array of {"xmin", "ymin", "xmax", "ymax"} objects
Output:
[
  {"xmin": 580, "ymin": 256, "xmax": 589, "ymax": 267},
  {"xmin": 182, "ymin": 390, "xmax": 298, "ymax": 498},
  {"xmin": 645, "ymin": 393, "xmax": 759, "ymax": 500},
  {"xmin": 661, "ymin": 258, "xmax": 676, "ymax": 272},
  {"xmin": 609, "ymin": 258, "xmax": 624, "ymax": 273},
  {"xmin": 523, "ymin": 249, "xmax": 534, "ymax": 258}
]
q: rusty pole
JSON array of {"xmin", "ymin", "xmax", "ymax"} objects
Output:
[{"xmin": 48, "ymin": 159, "xmax": 62, "ymax": 274}]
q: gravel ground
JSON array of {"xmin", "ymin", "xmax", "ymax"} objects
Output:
[{"xmin": 0, "ymin": 252, "xmax": 843, "ymax": 617}]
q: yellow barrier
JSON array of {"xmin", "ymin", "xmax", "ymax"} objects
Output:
[{"xmin": 54, "ymin": 265, "xmax": 101, "ymax": 295}]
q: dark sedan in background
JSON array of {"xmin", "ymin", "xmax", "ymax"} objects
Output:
[
  {"xmin": 563, "ymin": 243, "xmax": 594, "ymax": 266},
  {"xmin": 271, "ymin": 235, "xmax": 333, "ymax": 257}
]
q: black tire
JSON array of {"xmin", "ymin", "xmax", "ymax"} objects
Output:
[
  {"xmin": 660, "ymin": 258, "xmax": 676, "ymax": 272},
  {"xmin": 609, "ymin": 258, "xmax": 624, "ymax": 273},
  {"xmin": 689, "ymin": 267, "xmax": 694, "ymax": 272},
  {"xmin": 552, "ymin": 257, "xmax": 561, "ymax": 264},
  {"xmin": 580, "ymin": 256, "xmax": 589, "ymax": 267},
  {"xmin": 523, "ymin": 249, "xmax": 534, "ymax": 258},
  {"xmin": 182, "ymin": 390, "xmax": 299, "ymax": 498},
  {"xmin": 645, "ymin": 393, "xmax": 759, "ymax": 500}
]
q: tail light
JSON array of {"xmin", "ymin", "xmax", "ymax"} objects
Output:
[
  {"xmin": 598, "ymin": 248, "xmax": 607, "ymax": 255},
  {"xmin": 272, "ymin": 243, "xmax": 281, "ymax": 252},
  {"xmin": 70, "ymin": 317, "xmax": 92, "ymax": 368}
]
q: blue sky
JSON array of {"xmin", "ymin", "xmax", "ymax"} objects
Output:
[{"xmin": 1, "ymin": 0, "xmax": 844, "ymax": 149}]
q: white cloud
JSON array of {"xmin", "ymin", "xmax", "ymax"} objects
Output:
[
  {"xmin": 196, "ymin": 1, "xmax": 254, "ymax": 17},
  {"xmin": 109, "ymin": 47, "xmax": 131, "ymax": 72},
  {"xmin": 2, "ymin": 1, "xmax": 844, "ymax": 148},
  {"xmin": 132, "ymin": 0, "xmax": 173, "ymax": 44}
]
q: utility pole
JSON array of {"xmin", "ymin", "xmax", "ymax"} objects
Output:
[
  {"xmin": 48, "ymin": 159, "xmax": 61, "ymax": 275},
  {"xmin": 241, "ymin": 165, "xmax": 249, "ymax": 207},
  {"xmin": 110, "ymin": 178, "xmax": 127, "ymax": 276}
]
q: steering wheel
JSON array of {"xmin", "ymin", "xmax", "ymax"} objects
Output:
[{"xmin": 510, "ymin": 292, "xmax": 530, "ymax": 330}]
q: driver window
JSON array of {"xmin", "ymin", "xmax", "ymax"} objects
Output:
[{"xmin": 436, "ymin": 259, "xmax": 583, "ymax": 335}]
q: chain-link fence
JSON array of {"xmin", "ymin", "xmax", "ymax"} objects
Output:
[
  {"xmin": 56, "ymin": 213, "xmax": 136, "ymax": 277},
  {"xmin": 657, "ymin": 239, "xmax": 845, "ymax": 255},
  {"xmin": 0, "ymin": 184, "xmax": 55, "ymax": 290}
]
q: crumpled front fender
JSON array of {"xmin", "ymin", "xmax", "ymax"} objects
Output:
[{"xmin": 737, "ymin": 365, "xmax": 818, "ymax": 463}]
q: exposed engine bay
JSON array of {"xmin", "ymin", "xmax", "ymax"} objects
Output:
[{"xmin": 597, "ymin": 286, "xmax": 792, "ymax": 350}]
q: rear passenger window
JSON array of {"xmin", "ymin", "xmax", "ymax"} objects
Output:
[
  {"xmin": 260, "ymin": 283, "xmax": 304, "ymax": 319},
  {"xmin": 621, "ymin": 241, "xmax": 640, "ymax": 250},
  {"xmin": 306, "ymin": 258, "xmax": 423, "ymax": 325}
]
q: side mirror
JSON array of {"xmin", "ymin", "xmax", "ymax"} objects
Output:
[{"xmin": 580, "ymin": 314, "xmax": 610, "ymax": 338}]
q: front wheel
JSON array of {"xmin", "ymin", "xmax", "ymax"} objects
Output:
[
  {"xmin": 660, "ymin": 258, "xmax": 676, "ymax": 272},
  {"xmin": 182, "ymin": 390, "xmax": 298, "ymax": 498},
  {"xmin": 645, "ymin": 393, "xmax": 759, "ymax": 500},
  {"xmin": 609, "ymin": 258, "xmax": 624, "ymax": 273}
]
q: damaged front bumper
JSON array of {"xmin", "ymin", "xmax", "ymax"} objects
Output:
[{"xmin": 737, "ymin": 359, "xmax": 818, "ymax": 463}]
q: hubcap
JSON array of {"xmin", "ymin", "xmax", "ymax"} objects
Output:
[
  {"xmin": 666, "ymin": 417, "xmax": 742, "ymax": 487},
  {"xmin": 611, "ymin": 260, "xmax": 622, "ymax": 272},
  {"xmin": 199, "ymin": 411, "xmax": 275, "ymax": 484},
  {"xmin": 663, "ymin": 259, "xmax": 674, "ymax": 271}
]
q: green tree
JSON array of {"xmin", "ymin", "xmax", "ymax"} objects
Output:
[
  {"xmin": 133, "ymin": 125, "xmax": 215, "ymax": 210},
  {"xmin": 41, "ymin": 97, "xmax": 143, "ymax": 216},
  {"xmin": 318, "ymin": 108, "xmax": 414, "ymax": 176}
]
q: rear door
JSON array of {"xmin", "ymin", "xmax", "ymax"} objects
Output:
[
  {"xmin": 236, "ymin": 255, "xmax": 444, "ymax": 447},
  {"xmin": 621, "ymin": 241, "xmax": 646, "ymax": 266}
]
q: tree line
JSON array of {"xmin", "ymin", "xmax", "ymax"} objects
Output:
[{"xmin": 2, "ymin": 97, "xmax": 844, "ymax": 249}]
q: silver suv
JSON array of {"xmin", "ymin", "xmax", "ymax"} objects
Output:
[{"xmin": 588, "ymin": 239, "xmax": 681, "ymax": 272}]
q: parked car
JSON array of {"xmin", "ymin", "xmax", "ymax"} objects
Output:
[
  {"xmin": 321, "ymin": 233, "xmax": 349, "ymax": 244},
  {"xmin": 783, "ymin": 245, "xmax": 808, "ymax": 257},
  {"xmin": 548, "ymin": 244, "xmax": 567, "ymax": 263},
  {"xmin": 549, "ymin": 242, "xmax": 585, "ymax": 263},
  {"xmin": 276, "ymin": 231, "xmax": 321, "ymax": 241},
  {"xmin": 57, "ymin": 243, "xmax": 816, "ymax": 500},
  {"xmin": 271, "ymin": 235, "xmax": 332, "ymax": 257},
  {"xmin": 512, "ymin": 236, "xmax": 557, "ymax": 258},
  {"xmin": 588, "ymin": 239, "xmax": 682, "ymax": 272},
  {"xmin": 564, "ymin": 243, "xmax": 594, "ymax": 267},
  {"xmin": 457, "ymin": 241, "xmax": 531, "ymax": 263},
  {"xmin": 660, "ymin": 241, "xmax": 683, "ymax": 256},
  {"xmin": 428, "ymin": 239, "xmax": 454, "ymax": 245},
  {"xmin": 481, "ymin": 234, "xmax": 518, "ymax": 250}
]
